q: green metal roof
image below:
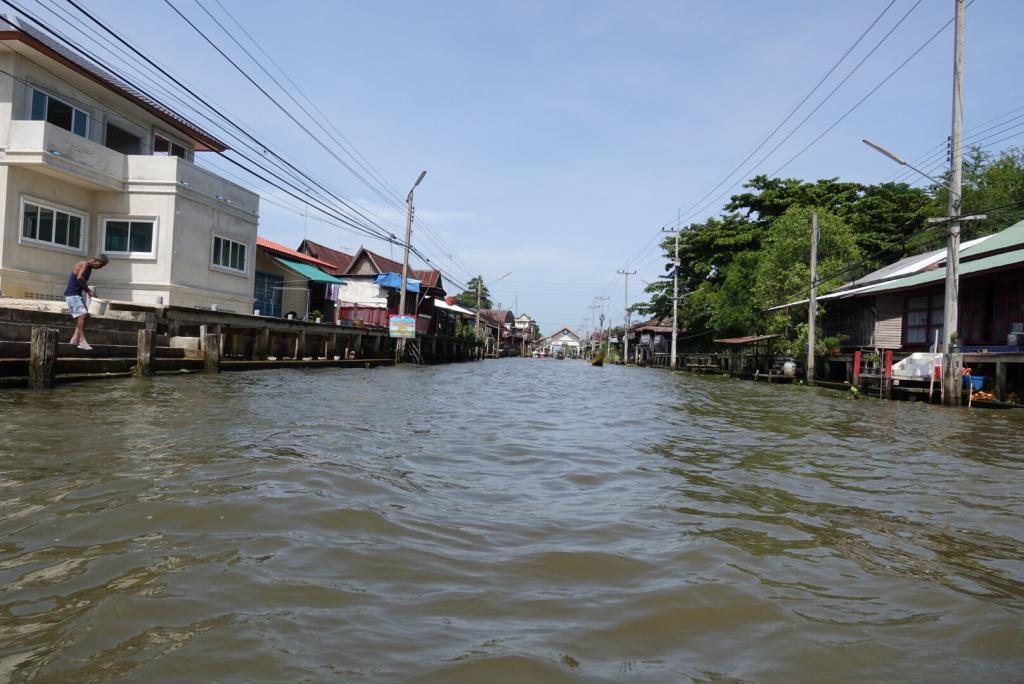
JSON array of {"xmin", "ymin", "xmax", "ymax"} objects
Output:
[
  {"xmin": 960, "ymin": 218, "xmax": 1024, "ymax": 258},
  {"xmin": 860, "ymin": 247, "xmax": 1024, "ymax": 295},
  {"xmin": 273, "ymin": 257, "xmax": 344, "ymax": 284}
]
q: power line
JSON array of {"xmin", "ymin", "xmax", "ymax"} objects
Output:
[
  {"xmin": 671, "ymin": 0, "xmax": 906, "ymax": 235},
  {"xmin": 191, "ymin": 0, "xmax": 478, "ymax": 283},
  {"xmin": 6, "ymin": 2, "xmax": 471, "ymax": 289},
  {"xmin": 678, "ymin": 0, "xmax": 937, "ymax": 231}
]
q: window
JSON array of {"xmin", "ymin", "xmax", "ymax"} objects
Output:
[
  {"xmin": 154, "ymin": 132, "xmax": 188, "ymax": 159},
  {"xmin": 31, "ymin": 89, "xmax": 88, "ymax": 137},
  {"xmin": 212, "ymin": 236, "xmax": 247, "ymax": 273},
  {"xmin": 254, "ymin": 270, "xmax": 283, "ymax": 317},
  {"xmin": 103, "ymin": 219, "xmax": 155, "ymax": 257},
  {"xmin": 105, "ymin": 123, "xmax": 141, "ymax": 154},
  {"xmin": 21, "ymin": 200, "xmax": 83, "ymax": 250},
  {"xmin": 905, "ymin": 294, "xmax": 944, "ymax": 347}
]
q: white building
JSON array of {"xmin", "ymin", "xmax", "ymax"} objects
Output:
[
  {"xmin": 0, "ymin": 17, "xmax": 259, "ymax": 312},
  {"xmin": 542, "ymin": 326, "xmax": 582, "ymax": 357}
]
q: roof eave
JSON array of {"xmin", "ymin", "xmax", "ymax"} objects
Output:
[{"xmin": 0, "ymin": 29, "xmax": 228, "ymax": 152}]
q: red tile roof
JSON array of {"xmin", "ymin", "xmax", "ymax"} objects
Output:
[
  {"xmin": 257, "ymin": 237, "xmax": 336, "ymax": 269},
  {"xmin": 297, "ymin": 239, "xmax": 354, "ymax": 276}
]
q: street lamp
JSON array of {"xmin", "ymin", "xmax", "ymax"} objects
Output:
[
  {"xmin": 396, "ymin": 170, "xmax": 426, "ymax": 362},
  {"xmin": 862, "ymin": 139, "xmax": 958, "ymax": 195}
]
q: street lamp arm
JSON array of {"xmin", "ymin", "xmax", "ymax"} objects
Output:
[{"xmin": 863, "ymin": 139, "xmax": 959, "ymax": 197}]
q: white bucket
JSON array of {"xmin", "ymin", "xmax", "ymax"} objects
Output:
[{"xmin": 88, "ymin": 298, "xmax": 108, "ymax": 316}]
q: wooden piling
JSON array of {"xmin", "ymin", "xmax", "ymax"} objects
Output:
[
  {"xmin": 29, "ymin": 326, "xmax": 59, "ymax": 389},
  {"xmin": 996, "ymin": 361, "xmax": 1007, "ymax": 402},
  {"xmin": 204, "ymin": 333, "xmax": 221, "ymax": 373},
  {"xmin": 257, "ymin": 328, "xmax": 270, "ymax": 360},
  {"xmin": 135, "ymin": 329, "xmax": 154, "ymax": 376}
]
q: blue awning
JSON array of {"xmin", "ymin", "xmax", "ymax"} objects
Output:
[{"xmin": 375, "ymin": 272, "xmax": 420, "ymax": 292}]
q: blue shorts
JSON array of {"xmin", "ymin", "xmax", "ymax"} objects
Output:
[{"xmin": 66, "ymin": 295, "xmax": 87, "ymax": 318}]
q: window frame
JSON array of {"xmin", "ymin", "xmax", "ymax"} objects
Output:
[
  {"xmin": 30, "ymin": 87, "xmax": 90, "ymax": 138},
  {"xmin": 103, "ymin": 119, "xmax": 145, "ymax": 155},
  {"xmin": 18, "ymin": 196, "xmax": 87, "ymax": 254},
  {"xmin": 210, "ymin": 234, "xmax": 249, "ymax": 276},
  {"xmin": 903, "ymin": 292, "xmax": 945, "ymax": 348},
  {"xmin": 153, "ymin": 130, "xmax": 191, "ymax": 160},
  {"xmin": 100, "ymin": 216, "xmax": 158, "ymax": 259}
]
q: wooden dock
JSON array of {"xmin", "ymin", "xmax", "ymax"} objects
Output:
[{"xmin": 1, "ymin": 302, "xmax": 482, "ymax": 388}]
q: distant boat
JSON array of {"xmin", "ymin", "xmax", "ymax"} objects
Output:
[{"xmin": 591, "ymin": 350, "xmax": 605, "ymax": 367}]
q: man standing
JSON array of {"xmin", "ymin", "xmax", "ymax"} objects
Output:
[{"xmin": 65, "ymin": 254, "xmax": 108, "ymax": 350}]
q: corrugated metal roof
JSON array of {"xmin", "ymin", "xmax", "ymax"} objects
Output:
[
  {"xmin": 258, "ymin": 237, "xmax": 336, "ymax": 269},
  {"xmin": 960, "ymin": 218, "xmax": 1024, "ymax": 258},
  {"xmin": 771, "ymin": 219, "xmax": 1024, "ymax": 311},
  {"xmin": 714, "ymin": 334, "xmax": 780, "ymax": 345},
  {"xmin": 297, "ymin": 239, "xmax": 354, "ymax": 275},
  {"xmin": 272, "ymin": 257, "xmax": 344, "ymax": 284},
  {"xmin": 857, "ymin": 247, "xmax": 1024, "ymax": 295}
]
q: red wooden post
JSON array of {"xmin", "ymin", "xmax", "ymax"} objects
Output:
[
  {"xmin": 853, "ymin": 350, "xmax": 862, "ymax": 386},
  {"xmin": 883, "ymin": 350, "xmax": 893, "ymax": 379}
]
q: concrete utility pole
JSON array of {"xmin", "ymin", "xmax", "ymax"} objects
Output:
[
  {"xmin": 807, "ymin": 211, "xmax": 819, "ymax": 386},
  {"xmin": 594, "ymin": 296, "xmax": 609, "ymax": 354},
  {"xmin": 397, "ymin": 170, "xmax": 426, "ymax": 363},
  {"xmin": 475, "ymin": 275, "xmax": 482, "ymax": 336},
  {"xmin": 663, "ymin": 213, "xmax": 681, "ymax": 371},
  {"xmin": 941, "ymin": 0, "xmax": 965, "ymax": 407},
  {"xmin": 618, "ymin": 262, "xmax": 636, "ymax": 365}
]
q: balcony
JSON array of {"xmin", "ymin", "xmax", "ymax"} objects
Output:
[
  {"xmin": 3, "ymin": 119, "xmax": 125, "ymax": 190},
  {"xmin": 1, "ymin": 121, "xmax": 258, "ymax": 214}
]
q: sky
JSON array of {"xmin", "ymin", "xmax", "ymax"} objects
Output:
[{"xmin": 45, "ymin": 0, "xmax": 1024, "ymax": 335}]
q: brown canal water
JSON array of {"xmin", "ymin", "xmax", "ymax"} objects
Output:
[{"xmin": 1, "ymin": 359, "xmax": 1023, "ymax": 683}]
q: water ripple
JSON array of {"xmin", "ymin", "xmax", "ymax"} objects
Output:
[{"xmin": 1, "ymin": 360, "xmax": 1022, "ymax": 682}]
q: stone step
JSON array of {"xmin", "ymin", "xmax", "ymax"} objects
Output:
[
  {"xmin": 0, "ymin": 341, "xmax": 186, "ymax": 359},
  {"xmin": 0, "ymin": 356, "xmax": 202, "ymax": 377}
]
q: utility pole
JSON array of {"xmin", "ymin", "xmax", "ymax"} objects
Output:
[
  {"xmin": 807, "ymin": 211, "xmax": 819, "ymax": 386},
  {"xmin": 941, "ymin": 0, "xmax": 965, "ymax": 407},
  {"xmin": 617, "ymin": 262, "xmax": 636, "ymax": 365},
  {"xmin": 397, "ymin": 170, "xmax": 426, "ymax": 363},
  {"xmin": 662, "ymin": 211, "xmax": 681, "ymax": 371},
  {"xmin": 594, "ymin": 296, "xmax": 609, "ymax": 354},
  {"xmin": 475, "ymin": 275, "xmax": 482, "ymax": 337}
]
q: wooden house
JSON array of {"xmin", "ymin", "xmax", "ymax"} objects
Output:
[{"xmin": 330, "ymin": 247, "xmax": 445, "ymax": 333}]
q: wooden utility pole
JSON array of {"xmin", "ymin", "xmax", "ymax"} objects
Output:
[
  {"xmin": 617, "ymin": 262, "xmax": 636, "ymax": 365},
  {"xmin": 807, "ymin": 212, "xmax": 819, "ymax": 386},
  {"xmin": 941, "ymin": 0, "xmax": 965, "ymax": 406}
]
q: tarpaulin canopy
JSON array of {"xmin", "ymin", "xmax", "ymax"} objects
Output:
[
  {"xmin": 273, "ymin": 257, "xmax": 344, "ymax": 284},
  {"xmin": 375, "ymin": 272, "xmax": 420, "ymax": 293}
]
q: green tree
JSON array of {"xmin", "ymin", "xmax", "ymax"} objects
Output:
[
  {"xmin": 455, "ymin": 276, "xmax": 492, "ymax": 309},
  {"xmin": 918, "ymin": 146, "xmax": 1024, "ymax": 250}
]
